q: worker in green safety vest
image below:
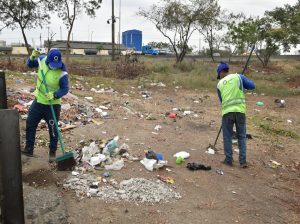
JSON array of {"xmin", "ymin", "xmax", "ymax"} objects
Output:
[
  {"xmin": 21, "ymin": 49, "xmax": 69, "ymax": 162},
  {"xmin": 217, "ymin": 62, "xmax": 255, "ymax": 168}
]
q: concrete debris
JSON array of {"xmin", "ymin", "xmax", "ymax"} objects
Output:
[
  {"xmin": 63, "ymin": 176, "xmax": 181, "ymax": 203},
  {"xmin": 24, "ymin": 185, "xmax": 69, "ymax": 224}
]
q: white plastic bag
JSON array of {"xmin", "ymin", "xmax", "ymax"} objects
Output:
[
  {"xmin": 105, "ymin": 159, "xmax": 124, "ymax": 171},
  {"xmin": 173, "ymin": 151, "xmax": 190, "ymax": 159}
]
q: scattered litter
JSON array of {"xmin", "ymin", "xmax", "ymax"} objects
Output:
[
  {"xmin": 269, "ymin": 160, "xmax": 282, "ymax": 169},
  {"xmin": 71, "ymin": 171, "xmax": 79, "ymax": 176},
  {"xmin": 157, "ymin": 175, "xmax": 174, "ymax": 184},
  {"xmin": 154, "ymin": 125, "xmax": 162, "ymax": 131},
  {"xmin": 140, "ymin": 158, "xmax": 168, "ymax": 171},
  {"xmin": 186, "ymin": 163, "xmax": 211, "ymax": 171},
  {"xmin": 168, "ymin": 112, "xmax": 177, "ymax": 118},
  {"xmin": 287, "ymin": 119, "xmax": 292, "ymax": 123},
  {"xmin": 90, "ymin": 154, "xmax": 106, "ymax": 166},
  {"xmin": 256, "ymin": 101, "xmax": 264, "ymax": 107},
  {"xmin": 145, "ymin": 150, "xmax": 159, "ymax": 160},
  {"xmin": 103, "ymin": 136, "xmax": 119, "ymax": 156},
  {"xmin": 84, "ymin": 97, "xmax": 93, "ymax": 101},
  {"xmin": 216, "ymin": 169, "xmax": 224, "ymax": 175},
  {"xmin": 183, "ymin": 111, "xmax": 192, "ymax": 116},
  {"xmin": 61, "ymin": 103, "xmax": 71, "ymax": 110},
  {"xmin": 232, "ymin": 191, "xmax": 237, "ymax": 194},
  {"xmin": 174, "ymin": 151, "xmax": 190, "ymax": 159},
  {"xmin": 166, "ymin": 168, "xmax": 172, "ymax": 172},
  {"xmin": 13, "ymin": 104, "xmax": 27, "ymax": 112},
  {"xmin": 60, "ymin": 124, "xmax": 77, "ymax": 132},
  {"xmin": 21, "ymin": 114, "xmax": 28, "ymax": 120},
  {"xmin": 274, "ymin": 99, "xmax": 286, "ymax": 108},
  {"xmin": 105, "ymin": 159, "xmax": 124, "ymax": 171},
  {"xmin": 146, "ymin": 114, "xmax": 156, "ymax": 120},
  {"xmin": 152, "ymin": 132, "xmax": 159, "ymax": 135},
  {"xmin": 177, "ymin": 156, "xmax": 186, "ymax": 164},
  {"xmin": 205, "ymin": 147, "xmax": 215, "ymax": 155}
]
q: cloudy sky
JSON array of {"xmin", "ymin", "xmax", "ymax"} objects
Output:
[{"xmin": 0, "ymin": 0, "xmax": 298, "ymax": 51}]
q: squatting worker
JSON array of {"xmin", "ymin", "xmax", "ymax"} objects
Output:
[
  {"xmin": 216, "ymin": 62, "xmax": 255, "ymax": 168},
  {"xmin": 21, "ymin": 49, "xmax": 69, "ymax": 162}
]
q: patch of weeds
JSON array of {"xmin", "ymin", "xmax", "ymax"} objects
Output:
[
  {"xmin": 174, "ymin": 60, "xmax": 196, "ymax": 72},
  {"xmin": 259, "ymin": 123, "xmax": 300, "ymax": 140}
]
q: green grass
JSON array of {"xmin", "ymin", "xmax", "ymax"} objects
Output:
[
  {"xmin": 259, "ymin": 123, "xmax": 300, "ymax": 140},
  {"xmin": 5, "ymin": 56, "xmax": 300, "ymax": 97}
]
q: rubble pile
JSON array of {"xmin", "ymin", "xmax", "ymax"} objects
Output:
[{"xmin": 64, "ymin": 176, "xmax": 181, "ymax": 203}]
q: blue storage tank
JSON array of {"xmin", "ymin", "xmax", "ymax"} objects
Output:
[{"xmin": 122, "ymin": 29, "xmax": 142, "ymax": 51}]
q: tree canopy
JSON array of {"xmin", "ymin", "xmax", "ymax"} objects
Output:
[{"xmin": 0, "ymin": 0, "xmax": 50, "ymax": 55}]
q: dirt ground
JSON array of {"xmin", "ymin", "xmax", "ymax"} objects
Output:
[{"xmin": 6, "ymin": 73, "xmax": 300, "ymax": 224}]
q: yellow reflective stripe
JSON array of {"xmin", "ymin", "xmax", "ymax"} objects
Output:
[
  {"xmin": 223, "ymin": 97, "xmax": 245, "ymax": 106},
  {"xmin": 222, "ymin": 101, "xmax": 245, "ymax": 109}
]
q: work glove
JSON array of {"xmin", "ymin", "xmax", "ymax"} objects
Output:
[
  {"xmin": 30, "ymin": 50, "xmax": 40, "ymax": 60},
  {"xmin": 45, "ymin": 92, "xmax": 54, "ymax": 101}
]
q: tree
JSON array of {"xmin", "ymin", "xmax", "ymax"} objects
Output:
[
  {"xmin": 228, "ymin": 1, "xmax": 300, "ymax": 67},
  {"xmin": 96, "ymin": 43, "xmax": 104, "ymax": 52},
  {"xmin": 50, "ymin": 0, "xmax": 102, "ymax": 59},
  {"xmin": 266, "ymin": 1, "xmax": 300, "ymax": 52},
  {"xmin": 139, "ymin": 0, "xmax": 209, "ymax": 63},
  {"xmin": 0, "ymin": 0, "xmax": 50, "ymax": 55},
  {"xmin": 45, "ymin": 31, "xmax": 57, "ymax": 53},
  {"xmin": 195, "ymin": 0, "xmax": 227, "ymax": 61}
]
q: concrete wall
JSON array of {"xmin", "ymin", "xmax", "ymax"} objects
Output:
[
  {"xmin": 12, "ymin": 47, "xmax": 28, "ymax": 55},
  {"xmin": 97, "ymin": 50, "xmax": 109, "ymax": 56},
  {"xmin": 71, "ymin": 49, "xmax": 85, "ymax": 55}
]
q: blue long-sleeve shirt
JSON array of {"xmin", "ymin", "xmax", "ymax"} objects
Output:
[
  {"xmin": 217, "ymin": 74, "xmax": 255, "ymax": 102},
  {"xmin": 26, "ymin": 56, "xmax": 69, "ymax": 99}
]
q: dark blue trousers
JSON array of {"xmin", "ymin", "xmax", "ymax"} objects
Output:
[
  {"xmin": 222, "ymin": 112, "xmax": 247, "ymax": 165},
  {"xmin": 25, "ymin": 99, "xmax": 61, "ymax": 152}
]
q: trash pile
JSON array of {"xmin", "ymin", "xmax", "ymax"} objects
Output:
[
  {"xmin": 7, "ymin": 86, "xmax": 113, "ymax": 130},
  {"xmin": 63, "ymin": 176, "xmax": 181, "ymax": 203},
  {"xmin": 74, "ymin": 136, "xmax": 139, "ymax": 171}
]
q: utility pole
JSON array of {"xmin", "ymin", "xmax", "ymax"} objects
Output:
[
  {"xmin": 40, "ymin": 33, "xmax": 42, "ymax": 48},
  {"xmin": 60, "ymin": 26, "xmax": 62, "ymax": 40},
  {"xmin": 118, "ymin": 0, "xmax": 121, "ymax": 53},
  {"xmin": 111, "ymin": 0, "xmax": 115, "ymax": 61},
  {"xmin": 198, "ymin": 31, "xmax": 201, "ymax": 55}
]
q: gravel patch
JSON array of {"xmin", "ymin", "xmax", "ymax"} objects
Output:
[{"xmin": 63, "ymin": 174, "xmax": 181, "ymax": 203}]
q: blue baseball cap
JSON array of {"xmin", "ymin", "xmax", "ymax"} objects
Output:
[
  {"xmin": 217, "ymin": 62, "xmax": 229, "ymax": 79},
  {"xmin": 46, "ymin": 48, "xmax": 62, "ymax": 69}
]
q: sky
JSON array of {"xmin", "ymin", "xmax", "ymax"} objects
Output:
[{"xmin": 0, "ymin": 0, "xmax": 298, "ymax": 53}]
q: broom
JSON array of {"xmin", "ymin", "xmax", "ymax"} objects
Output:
[{"xmin": 37, "ymin": 56, "xmax": 76, "ymax": 170}]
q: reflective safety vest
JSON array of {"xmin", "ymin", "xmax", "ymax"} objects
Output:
[
  {"xmin": 217, "ymin": 73, "xmax": 246, "ymax": 116},
  {"xmin": 35, "ymin": 57, "xmax": 65, "ymax": 105}
]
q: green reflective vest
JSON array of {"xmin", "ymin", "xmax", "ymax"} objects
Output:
[
  {"xmin": 217, "ymin": 73, "xmax": 246, "ymax": 116},
  {"xmin": 34, "ymin": 57, "xmax": 63, "ymax": 105}
]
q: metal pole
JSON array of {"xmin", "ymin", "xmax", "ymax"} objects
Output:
[
  {"xmin": 0, "ymin": 71, "xmax": 7, "ymax": 109},
  {"xmin": 0, "ymin": 110, "xmax": 25, "ymax": 223},
  {"xmin": 112, "ymin": 0, "xmax": 115, "ymax": 61},
  {"xmin": 118, "ymin": 0, "xmax": 121, "ymax": 54}
]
